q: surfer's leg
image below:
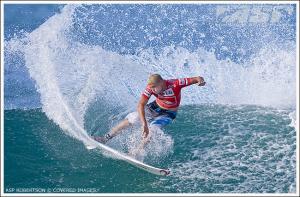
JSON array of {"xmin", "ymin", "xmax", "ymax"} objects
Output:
[
  {"xmin": 93, "ymin": 112, "xmax": 139, "ymax": 143},
  {"xmin": 108, "ymin": 118, "xmax": 131, "ymax": 137},
  {"xmin": 93, "ymin": 119, "xmax": 130, "ymax": 144},
  {"xmin": 108, "ymin": 111, "xmax": 140, "ymax": 136}
]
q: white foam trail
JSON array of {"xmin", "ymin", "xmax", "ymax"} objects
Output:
[
  {"xmin": 19, "ymin": 5, "xmax": 152, "ymax": 151},
  {"xmin": 22, "ymin": 5, "xmax": 95, "ymax": 147}
]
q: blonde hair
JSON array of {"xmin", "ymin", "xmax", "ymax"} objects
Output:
[{"xmin": 147, "ymin": 74, "xmax": 163, "ymax": 85}]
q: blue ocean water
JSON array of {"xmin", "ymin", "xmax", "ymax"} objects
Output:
[{"xmin": 4, "ymin": 3, "xmax": 297, "ymax": 193}]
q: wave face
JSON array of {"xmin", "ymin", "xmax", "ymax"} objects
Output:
[{"xmin": 4, "ymin": 3, "xmax": 297, "ymax": 173}]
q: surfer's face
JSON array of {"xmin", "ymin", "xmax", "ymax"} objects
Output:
[{"xmin": 150, "ymin": 80, "xmax": 164, "ymax": 94}]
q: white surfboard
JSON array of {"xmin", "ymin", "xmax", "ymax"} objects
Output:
[{"xmin": 86, "ymin": 139, "xmax": 171, "ymax": 176}]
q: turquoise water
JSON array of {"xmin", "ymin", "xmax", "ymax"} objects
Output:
[
  {"xmin": 4, "ymin": 3, "xmax": 297, "ymax": 193},
  {"xmin": 4, "ymin": 105, "xmax": 296, "ymax": 193}
]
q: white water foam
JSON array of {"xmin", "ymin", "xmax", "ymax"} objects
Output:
[
  {"xmin": 132, "ymin": 43, "xmax": 296, "ymax": 108},
  {"xmin": 288, "ymin": 110, "xmax": 297, "ymax": 129},
  {"xmin": 110, "ymin": 124, "xmax": 174, "ymax": 162},
  {"xmin": 157, "ymin": 107, "xmax": 296, "ymax": 192}
]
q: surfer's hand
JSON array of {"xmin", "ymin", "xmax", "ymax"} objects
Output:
[
  {"xmin": 197, "ymin": 77, "xmax": 206, "ymax": 86},
  {"xmin": 142, "ymin": 124, "xmax": 149, "ymax": 138},
  {"xmin": 198, "ymin": 81, "xmax": 206, "ymax": 86}
]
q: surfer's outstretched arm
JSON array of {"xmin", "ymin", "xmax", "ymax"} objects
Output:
[{"xmin": 186, "ymin": 76, "xmax": 206, "ymax": 87}]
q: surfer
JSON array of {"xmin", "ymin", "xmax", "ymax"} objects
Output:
[{"xmin": 92, "ymin": 74, "xmax": 205, "ymax": 152}]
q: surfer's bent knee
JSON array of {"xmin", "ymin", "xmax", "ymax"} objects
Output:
[{"xmin": 125, "ymin": 111, "xmax": 139, "ymax": 125}]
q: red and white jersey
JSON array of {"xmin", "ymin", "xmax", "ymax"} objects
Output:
[{"xmin": 142, "ymin": 78, "xmax": 193, "ymax": 109}]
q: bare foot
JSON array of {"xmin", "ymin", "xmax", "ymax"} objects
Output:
[{"xmin": 92, "ymin": 136, "xmax": 108, "ymax": 144}]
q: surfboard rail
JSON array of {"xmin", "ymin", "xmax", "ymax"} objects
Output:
[{"xmin": 86, "ymin": 139, "xmax": 171, "ymax": 176}]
